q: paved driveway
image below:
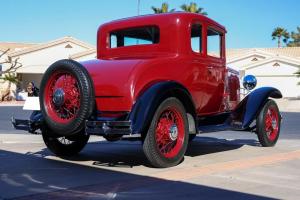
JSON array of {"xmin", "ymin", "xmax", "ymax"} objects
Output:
[{"xmin": 0, "ymin": 106, "xmax": 300, "ymax": 199}]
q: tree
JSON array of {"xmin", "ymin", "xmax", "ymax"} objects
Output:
[
  {"xmin": 272, "ymin": 27, "xmax": 290, "ymax": 48},
  {"xmin": 151, "ymin": 2, "xmax": 175, "ymax": 14},
  {"xmin": 0, "ymin": 49, "xmax": 22, "ymax": 101},
  {"xmin": 287, "ymin": 27, "xmax": 300, "ymax": 47},
  {"xmin": 180, "ymin": 2, "xmax": 207, "ymax": 15}
]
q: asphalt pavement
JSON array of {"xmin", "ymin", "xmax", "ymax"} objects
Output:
[{"xmin": 0, "ymin": 106, "xmax": 300, "ymax": 199}]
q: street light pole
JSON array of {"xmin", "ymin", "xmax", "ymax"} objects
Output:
[{"xmin": 137, "ymin": 0, "xmax": 140, "ymax": 16}]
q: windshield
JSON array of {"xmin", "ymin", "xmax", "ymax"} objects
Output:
[{"xmin": 110, "ymin": 26, "xmax": 160, "ymax": 48}]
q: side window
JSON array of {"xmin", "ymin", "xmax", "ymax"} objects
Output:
[
  {"xmin": 207, "ymin": 28, "xmax": 222, "ymax": 58},
  {"xmin": 191, "ymin": 23, "xmax": 202, "ymax": 53}
]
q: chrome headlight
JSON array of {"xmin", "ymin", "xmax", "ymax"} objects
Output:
[{"xmin": 243, "ymin": 75, "xmax": 257, "ymax": 90}]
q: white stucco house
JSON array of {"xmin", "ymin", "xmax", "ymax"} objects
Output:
[
  {"xmin": 227, "ymin": 47, "xmax": 300, "ymax": 98},
  {"xmin": 0, "ymin": 36, "xmax": 299, "ymax": 99}
]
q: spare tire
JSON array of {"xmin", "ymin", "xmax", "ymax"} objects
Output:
[{"xmin": 39, "ymin": 59, "xmax": 94, "ymax": 136}]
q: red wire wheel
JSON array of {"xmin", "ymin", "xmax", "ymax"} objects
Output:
[
  {"xmin": 143, "ymin": 97, "xmax": 189, "ymax": 168},
  {"xmin": 155, "ymin": 108, "xmax": 185, "ymax": 158},
  {"xmin": 257, "ymin": 99, "xmax": 281, "ymax": 147},
  {"xmin": 40, "ymin": 59, "xmax": 94, "ymax": 136},
  {"xmin": 264, "ymin": 107, "xmax": 279, "ymax": 141},
  {"xmin": 44, "ymin": 71, "xmax": 80, "ymax": 124}
]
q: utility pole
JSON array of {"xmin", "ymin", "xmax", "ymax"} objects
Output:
[{"xmin": 137, "ymin": 0, "xmax": 141, "ymax": 16}]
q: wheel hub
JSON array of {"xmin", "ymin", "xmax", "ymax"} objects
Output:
[
  {"xmin": 169, "ymin": 124, "xmax": 178, "ymax": 141},
  {"xmin": 271, "ymin": 119, "xmax": 277, "ymax": 129},
  {"xmin": 52, "ymin": 88, "xmax": 65, "ymax": 107}
]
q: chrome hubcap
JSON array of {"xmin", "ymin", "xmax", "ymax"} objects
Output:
[
  {"xmin": 169, "ymin": 124, "xmax": 178, "ymax": 141},
  {"xmin": 272, "ymin": 119, "xmax": 277, "ymax": 129},
  {"xmin": 52, "ymin": 88, "xmax": 65, "ymax": 107}
]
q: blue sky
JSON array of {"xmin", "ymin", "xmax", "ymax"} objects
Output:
[{"xmin": 1, "ymin": 0, "xmax": 299, "ymax": 49}]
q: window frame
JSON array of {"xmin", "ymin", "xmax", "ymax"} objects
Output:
[
  {"xmin": 190, "ymin": 21, "xmax": 204, "ymax": 55},
  {"xmin": 206, "ymin": 26, "xmax": 224, "ymax": 59}
]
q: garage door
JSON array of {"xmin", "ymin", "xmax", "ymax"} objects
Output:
[{"xmin": 256, "ymin": 76, "xmax": 300, "ymax": 98}]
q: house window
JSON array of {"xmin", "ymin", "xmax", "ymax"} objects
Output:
[
  {"xmin": 65, "ymin": 44, "xmax": 73, "ymax": 48},
  {"xmin": 273, "ymin": 62, "xmax": 280, "ymax": 67},
  {"xmin": 191, "ymin": 23, "xmax": 202, "ymax": 53}
]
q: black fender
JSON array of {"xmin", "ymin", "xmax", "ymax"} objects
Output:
[
  {"xmin": 231, "ymin": 87, "xmax": 282, "ymax": 129},
  {"xmin": 129, "ymin": 81, "xmax": 196, "ymax": 135}
]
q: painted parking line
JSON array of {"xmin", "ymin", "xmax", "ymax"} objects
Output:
[{"xmin": 154, "ymin": 150, "xmax": 300, "ymax": 181}]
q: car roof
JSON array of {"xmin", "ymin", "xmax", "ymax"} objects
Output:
[{"xmin": 100, "ymin": 12, "xmax": 226, "ymax": 33}]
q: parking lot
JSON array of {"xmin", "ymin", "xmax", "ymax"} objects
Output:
[{"xmin": 1, "ymin": 104, "xmax": 300, "ymax": 200}]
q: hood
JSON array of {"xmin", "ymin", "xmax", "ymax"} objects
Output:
[{"xmin": 80, "ymin": 59, "xmax": 142, "ymax": 98}]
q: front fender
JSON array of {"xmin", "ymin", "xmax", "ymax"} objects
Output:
[
  {"xmin": 129, "ymin": 81, "xmax": 196, "ymax": 135},
  {"xmin": 232, "ymin": 87, "xmax": 282, "ymax": 129}
]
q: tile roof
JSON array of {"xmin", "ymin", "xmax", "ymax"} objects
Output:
[
  {"xmin": 0, "ymin": 42, "xmax": 38, "ymax": 53},
  {"xmin": 8, "ymin": 36, "xmax": 95, "ymax": 57},
  {"xmin": 226, "ymin": 47, "xmax": 300, "ymax": 60}
]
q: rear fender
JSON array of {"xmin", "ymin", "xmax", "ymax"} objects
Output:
[
  {"xmin": 231, "ymin": 87, "xmax": 282, "ymax": 129},
  {"xmin": 129, "ymin": 81, "xmax": 196, "ymax": 135}
]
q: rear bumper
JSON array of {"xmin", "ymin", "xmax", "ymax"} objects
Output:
[
  {"xmin": 11, "ymin": 117, "xmax": 41, "ymax": 134},
  {"xmin": 85, "ymin": 120, "xmax": 132, "ymax": 136}
]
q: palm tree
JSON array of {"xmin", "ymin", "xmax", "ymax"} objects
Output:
[
  {"xmin": 180, "ymin": 2, "xmax": 207, "ymax": 15},
  {"xmin": 288, "ymin": 27, "xmax": 300, "ymax": 47},
  {"xmin": 272, "ymin": 27, "xmax": 290, "ymax": 48},
  {"xmin": 151, "ymin": 2, "xmax": 175, "ymax": 14}
]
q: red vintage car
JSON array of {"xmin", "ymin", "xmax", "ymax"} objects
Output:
[{"xmin": 12, "ymin": 13, "xmax": 282, "ymax": 168}]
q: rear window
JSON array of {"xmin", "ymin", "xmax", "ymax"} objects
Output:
[{"xmin": 110, "ymin": 26, "xmax": 159, "ymax": 48}]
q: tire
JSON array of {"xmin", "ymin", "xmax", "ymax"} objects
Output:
[
  {"xmin": 42, "ymin": 127, "xmax": 89, "ymax": 157},
  {"xmin": 143, "ymin": 97, "xmax": 189, "ymax": 168},
  {"xmin": 256, "ymin": 99, "xmax": 281, "ymax": 147},
  {"xmin": 39, "ymin": 59, "xmax": 94, "ymax": 136}
]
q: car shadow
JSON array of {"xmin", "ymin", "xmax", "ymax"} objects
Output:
[
  {"xmin": 186, "ymin": 136, "xmax": 260, "ymax": 157},
  {"xmin": 0, "ymin": 149, "xmax": 276, "ymax": 200},
  {"xmin": 27, "ymin": 135, "xmax": 259, "ymax": 169}
]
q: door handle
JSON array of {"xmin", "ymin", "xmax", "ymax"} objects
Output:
[{"xmin": 207, "ymin": 66, "xmax": 214, "ymax": 69}]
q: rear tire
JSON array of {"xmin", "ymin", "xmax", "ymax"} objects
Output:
[
  {"xmin": 256, "ymin": 99, "xmax": 281, "ymax": 147},
  {"xmin": 143, "ymin": 97, "xmax": 189, "ymax": 168},
  {"xmin": 42, "ymin": 127, "xmax": 89, "ymax": 157}
]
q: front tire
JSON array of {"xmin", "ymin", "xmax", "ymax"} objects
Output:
[
  {"xmin": 42, "ymin": 128, "xmax": 89, "ymax": 157},
  {"xmin": 256, "ymin": 99, "xmax": 281, "ymax": 147},
  {"xmin": 143, "ymin": 97, "xmax": 189, "ymax": 168}
]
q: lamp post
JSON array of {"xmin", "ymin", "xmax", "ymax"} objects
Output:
[{"xmin": 137, "ymin": 0, "xmax": 140, "ymax": 16}]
